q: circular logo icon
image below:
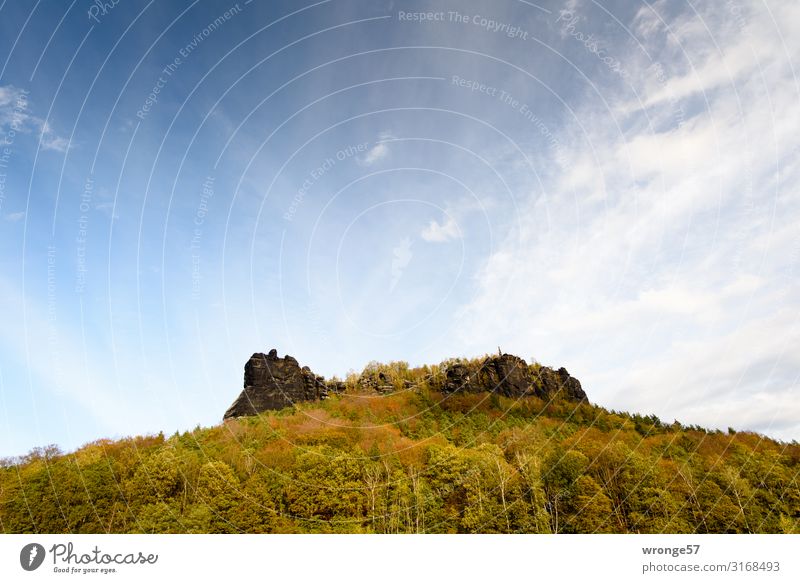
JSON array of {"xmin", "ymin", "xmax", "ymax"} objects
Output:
[{"xmin": 20, "ymin": 543, "xmax": 46, "ymax": 571}]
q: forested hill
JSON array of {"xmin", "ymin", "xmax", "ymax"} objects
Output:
[{"xmin": 1, "ymin": 355, "xmax": 798, "ymax": 534}]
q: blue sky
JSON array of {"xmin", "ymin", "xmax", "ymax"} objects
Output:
[{"xmin": 1, "ymin": 0, "xmax": 798, "ymax": 456}]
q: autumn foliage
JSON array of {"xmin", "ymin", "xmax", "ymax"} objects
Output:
[{"xmin": 1, "ymin": 378, "xmax": 798, "ymax": 533}]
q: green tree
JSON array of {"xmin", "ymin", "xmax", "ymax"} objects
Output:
[{"xmin": 542, "ymin": 449, "xmax": 589, "ymax": 533}]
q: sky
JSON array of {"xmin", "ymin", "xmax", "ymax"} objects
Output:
[{"xmin": 0, "ymin": 0, "xmax": 798, "ymax": 457}]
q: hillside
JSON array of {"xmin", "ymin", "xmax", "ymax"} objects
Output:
[{"xmin": 1, "ymin": 352, "xmax": 798, "ymax": 534}]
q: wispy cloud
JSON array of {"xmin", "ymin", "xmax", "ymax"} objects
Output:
[
  {"xmin": 390, "ymin": 236, "xmax": 413, "ymax": 292},
  {"xmin": 421, "ymin": 216, "xmax": 460, "ymax": 243},
  {"xmin": 0, "ymin": 85, "xmax": 69, "ymax": 152},
  {"xmin": 358, "ymin": 131, "xmax": 393, "ymax": 166},
  {"xmin": 94, "ymin": 201, "xmax": 119, "ymax": 220},
  {"xmin": 456, "ymin": 0, "xmax": 800, "ymax": 440},
  {"xmin": 4, "ymin": 211, "xmax": 25, "ymax": 222},
  {"xmin": 39, "ymin": 121, "xmax": 70, "ymax": 152}
]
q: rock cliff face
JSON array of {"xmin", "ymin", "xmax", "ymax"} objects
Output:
[
  {"xmin": 224, "ymin": 349, "xmax": 587, "ymax": 419},
  {"xmin": 536, "ymin": 365, "xmax": 587, "ymax": 402},
  {"xmin": 442, "ymin": 353, "xmax": 587, "ymax": 402},
  {"xmin": 224, "ymin": 349, "xmax": 337, "ymax": 419},
  {"xmin": 443, "ymin": 353, "xmax": 533, "ymax": 397}
]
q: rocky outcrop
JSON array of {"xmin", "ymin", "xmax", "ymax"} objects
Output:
[
  {"xmin": 224, "ymin": 349, "xmax": 338, "ymax": 419},
  {"xmin": 225, "ymin": 349, "xmax": 587, "ymax": 419},
  {"xmin": 535, "ymin": 366, "xmax": 587, "ymax": 402},
  {"xmin": 441, "ymin": 353, "xmax": 587, "ymax": 402},
  {"xmin": 443, "ymin": 354, "xmax": 534, "ymax": 396}
]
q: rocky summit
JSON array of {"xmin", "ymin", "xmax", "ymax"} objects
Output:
[
  {"xmin": 223, "ymin": 349, "xmax": 342, "ymax": 419},
  {"xmin": 442, "ymin": 353, "xmax": 587, "ymax": 402},
  {"xmin": 224, "ymin": 349, "xmax": 587, "ymax": 419}
]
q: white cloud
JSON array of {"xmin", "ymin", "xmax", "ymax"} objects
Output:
[
  {"xmin": 627, "ymin": 0, "xmax": 800, "ymax": 111},
  {"xmin": 421, "ymin": 216, "xmax": 460, "ymax": 242},
  {"xmin": 94, "ymin": 201, "xmax": 120, "ymax": 220},
  {"xmin": 390, "ymin": 236, "xmax": 413, "ymax": 292},
  {"xmin": 455, "ymin": 0, "xmax": 800, "ymax": 440},
  {"xmin": 359, "ymin": 142, "xmax": 388, "ymax": 165},
  {"xmin": 631, "ymin": 0, "xmax": 668, "ymax": 40},
  {"xmin": 358, "ymin": 131, "xmax": 393, "ymax": 166},
  {"xmin": 0, "ymin": 85, "xmax": 69, "ymax": 153},
  {"xmin": 39, "ymin": 122, "xmax": 70, "ymax": 152},
  {"xmin": 4, "ymin": 212, "xmax": 25, "ymax": 222},
  {"xmin": 0, "ymin": 85, "xmax": 30, "ymax": 131}
]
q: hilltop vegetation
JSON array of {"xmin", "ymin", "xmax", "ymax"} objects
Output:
[{"xmin": 1, "ymin": 357, "xmax": 798, "ymax": 534}]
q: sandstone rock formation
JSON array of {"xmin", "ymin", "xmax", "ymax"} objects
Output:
[
  {"xmin": 441, "ymin": 353, "xmax": 587, "ymax": 402},
  {"xmin": 224, "ymin": 349, "xmax": 338, "ymax": 419},
  {"xmin": 535, "ymin": 365, "xmax": 587, "ymax": 402},
  {"xmin": 225, "ymin": 349, "xmax": 587, "ymax": 419},
  {"xmin": 445, "ymin": 353, "xmax": 536, "ymax": 397}
]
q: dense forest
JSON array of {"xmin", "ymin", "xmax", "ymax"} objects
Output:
[{"xmin": 1, "ymin": 357, "xmax": 798, "ymax": 534}]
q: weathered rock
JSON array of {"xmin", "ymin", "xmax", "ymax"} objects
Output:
[
  {"xmin": 224, "ymin": 350, "xmax": 328, "ymax": 419},
  {"xmin": 480, "ymin": 354, "xmax": 535, "ymax": 397},
  {"xmin": 225, "ymin": 349, "xmax": 588, "ymax": 419},
  {"xmin": 441, "ymin": 354, "xmax": 587, "ymax": 402},
  {"xmin": 325, "ymin": 379, "xmax": 346, "ymax": 395},
  {"xmin": 534, "ymin": 366, "xmax": 587, "ymax": 402},
  {"xmin": 442, "ymin": 354, "xmax": 533, "ymax": 396},
  {"xmin": 443, "ymin": 362, "xmax": 472, "ymax": 393}
]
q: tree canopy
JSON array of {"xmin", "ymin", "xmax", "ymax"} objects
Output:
[{"xmin": 2, "ymin": 384, "xmax": 798, "ymax": 533}]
